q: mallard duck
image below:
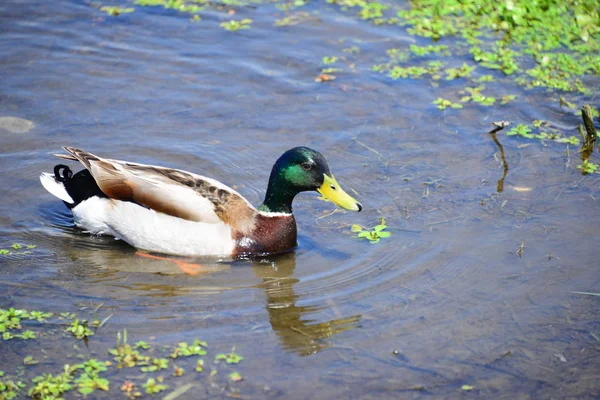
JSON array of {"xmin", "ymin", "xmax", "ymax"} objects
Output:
[{"xmin": 40, "ymin": 147, "xmax": 361, "ymax": 257}]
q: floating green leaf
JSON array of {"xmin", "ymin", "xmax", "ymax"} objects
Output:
[
  {"xmin": 220, "ymin": 19, "xmax": 253, "ymax": 32},
  {"xmin": 215, "ymin": 350, "xmax": 243, "ymax": 365},
  {"xmin": 353, "ymin": 217, "xmax": 391, "ymax": 244}
]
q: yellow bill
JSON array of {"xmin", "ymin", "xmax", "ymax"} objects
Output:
[{"xmin": 317, "ymin": 174, "xmax": 362, "ymax": 212}]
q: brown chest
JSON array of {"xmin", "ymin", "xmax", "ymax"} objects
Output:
[{"xmin": 232, "ymin": 214, "xmax": 297, "ymax": 257}]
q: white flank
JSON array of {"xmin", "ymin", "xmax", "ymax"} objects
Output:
[
  {"xmin": 71, "ymin": 197, "xmax": 235, "ymax": 257},
  {"xmin": 39, "ymin": 173, "xmax": 74, "ymax": 203}
]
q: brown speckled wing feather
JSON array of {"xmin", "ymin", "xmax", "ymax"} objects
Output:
[{"xmin": 61, "ymin": 147, "xmax": 257, "ymax": 232}]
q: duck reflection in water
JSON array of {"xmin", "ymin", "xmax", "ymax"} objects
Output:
[
  {"xmin": 253, "ymin": 252, "xmax": 362, "ymax": 356},
  {"xmin": 62, "ymin": 242, "xmax": 361, "ymax": 356}
]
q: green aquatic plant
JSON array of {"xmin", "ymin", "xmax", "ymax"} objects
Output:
[
  {"xmin": 220, "ymin": 18, "xmax": 253, "ymax": 32},
  {"xmin": 23, "ymin": 356, "xmax": 39, "ymax": 366},
  {"xmin": 134, "ymin": 0, "xmax": 203, "ymax": 14},
  {"xmin": 386, "ymin": 48, "xmax": 409, "ymax": 62},
  {"xmin": 358, "ymin": 2, "xmax": 388, "ymax": 20},
  {"xmin": 459, "ymin": 86, "xmax": 495, "ymax": 106},
  {"xmin": 170, "ymin": 339, "xmax": 207, "ymax": 358},
  {"xmin": 1, "ymin": 308, "xmax": 250, "ymax": 399},
  {"xmin": 0, "ymin": 375, "xmax": 25, "ymax": 400},
  {"xmin": 507, "ymin": 124, "xmax": 534, "ymax": 139},
  {"xmin": 140, "ymin": 358, "xmax": 169, "ymax": 372},
  {"xmin": 28, "ymin": 311, "xmax": 52, "ymax": 322},
  {"xmin": 536, "ymin": 132, "xmax": 580, "ymax": 145},
  {"xmin": 389, "ymin": 65, "xmax": 428, "ymax": 79},
  {"xmin": 109, "ymin": 330, "xmax": 149, "ymax": 368},
  {"xmin": 134, "ymin": 341, "xmax": 150, "ymax": 350},
  {"xmin": 476, "ymin": 75, "xmax": 495, "ymax": 82},
  {"xmin": 322, "ymin": 56, "xmax": 339, "ymax": 65},
  {"xmin": 409, "ymin": 44, "xmax": 448, "ymax": 56},
  {"xmin": 444, "ymin": 63, "xmax": 476, "ymax": 80},
  {"xmin": 229, "ymin": 372, "xmax": 243, "ymax": 382},
  {"xmin": 577, "ymin": 160, "xmax": 599, "ymax": 174},
  {"xmin": 143, "ymin": 378, "xmax": 168, "ymax": 395},
  {"xmin": 3, "ymin": 331, "xmax": 36, "ymax": 341},
  {"xmin": 28, "ymin": 367, "xmax": 74, "ymax": 400},
  {"xmin": 276, "ymin": 0, "xmax": 307, "ymax": 11},
  {"xmin": 343, "ymin": 46, "xmax": 360, "ymax": 54},
  {"xmin": 500, "ymin": 95, "xmax": 516, "ymax": 105},
  {"xmin": 173, "ymin": 365, "xmax": 185, "ymax": 377},
  {"xmin": 73, "ymin": 359, "xmax": 109, "ymax": 395},
  {"xmin": 0, "ymin": 308, "xmax": 51, "ymax": 341},
  {"xmin": 432, "ymin": 98, "xmax": 463, "ymax": 110},
  {"xmin": 214, "ymin": 350, "xmax": 243, "ymax": 364},
  {"xmin": 66, "ymin": 319, "xmax": 94, "ymax": 340},
  {"xmin": 351, "ymin": 218, "xmax": 391, "ymax": 244},
  {"xmin": 394, "ymin": 0, "xmax": 600, "ymax": 92},
  {"xmin": 100, "ymin": 6, "xmax": 135, "ymax": 16},
  {"xmin": 0, "ymin": 244, "xmax": 36, "ymax": 255}
]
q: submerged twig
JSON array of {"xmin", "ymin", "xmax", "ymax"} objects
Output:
[
  {"xmin": 489, "ymin": 129, "xmax": 509, "ymax": 193},
  {"xmin": 353, "ymin": 138, "xmax": 385, "ymax": 161},
  {"xmin": 581, "ymin": 105, "xmax": 597, "ymax": 142},
  {"xmin": 425, "ymin": 216, "xmax": 462, "ymax": 226},
  {"xmin": 570, "ymin": 291, "xmax": 600, "ymax": 297}
]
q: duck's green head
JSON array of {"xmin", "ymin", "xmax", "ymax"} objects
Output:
[{"xmin": 259, "ymin": 147, "xmax": 362, "ymax": 214}]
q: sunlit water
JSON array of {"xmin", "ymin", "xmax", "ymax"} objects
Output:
[{"xmin": 1, "ymin": 0, "xmax": 599, "ymax": 398}]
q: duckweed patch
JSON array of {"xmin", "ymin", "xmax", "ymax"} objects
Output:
[
  {"xmin": 0, "ymin": 308, "xmax": 50, "ymax": 341},
  {"xmin": 118, "ymin": 0, "xmax": 600, "ymax": 123},
  {"xmin": 1, "ymin": 307, "xmax": 247, "ymax": 399},
  {"xmin": 0, "ymin": 244, "xmax": 36, "ymax": 256}
]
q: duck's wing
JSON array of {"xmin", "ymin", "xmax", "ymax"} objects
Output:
[{"xmin": 60, "ymin": 147, "xmax": 257, "ymax": 233}]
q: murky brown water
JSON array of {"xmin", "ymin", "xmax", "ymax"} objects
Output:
[{"xmin": 1, "ymin": 0, "xmax": 599, "ymax": 398}]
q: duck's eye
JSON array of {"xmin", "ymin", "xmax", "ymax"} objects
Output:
[{"xmin": 301, "ymin": 163, "xmax": 312, "ymax": 171}]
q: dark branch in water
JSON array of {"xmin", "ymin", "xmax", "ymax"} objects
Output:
[
  {"xmin": 581, "ymin": 105, "xmax": 597, "ymax": 142},
  {"xmin": 579, "ymin": 105, "xmax": 597, "ymax": 174},
  {"xmin": 489, "ymin": 123, "xmax": 510, "ymax": 192}
]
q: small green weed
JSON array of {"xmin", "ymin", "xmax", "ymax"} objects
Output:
[
  {"xmin": 214, "ymin": 349, "xmax": 243, "ymax": 364},
  {"xmin": 170, "ymin": 339, "xmax": 207, "ymax": 358},
  {"xmin": 578, "ymin": 160, "xmax": 599, "ymax": 174},
  {"xmin": 507, "ymin": 124, "xmax": 534, "ymax": 139},
  {"xmin": 143, "ymin": 377, "xmax": 168, "ymax": 394},
  {"xmin": 433, "ymin": 98, "xmax": 463, "ymax": 110},
  {"xmin": 351, "ymin": 217, "xmax": 391, "ymax": 244},
  {"xmin": 220, "ymin": 19, "xmax": 252, "ymax": 32},
  {"xmin": 66, "ymin": 319, "xmax": 94, "ymax": 340},
  {"xmin": 322, "ymin": 56, "xmax": 339, "ymax": 65},
  {"xmin": 100, "ymin": 6, "xmax": 134, "ymax": 16}
]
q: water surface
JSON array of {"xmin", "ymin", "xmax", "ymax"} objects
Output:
[{"xmin": 1, "ymin": 1, "xmax": 599, "ymax": 398}]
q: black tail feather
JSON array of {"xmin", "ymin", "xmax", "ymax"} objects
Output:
[
  {"xmin": 54, "ymin": 165, "xmax": 107, "ymax": 209},
  {"xmin": 54, "ymin": 164, "xmax": 73, "ymax": 182}
]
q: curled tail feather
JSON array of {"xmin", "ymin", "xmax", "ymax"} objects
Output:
[{"xmin": 40, "ymin": 164, "xmax": 75, "ymax": 204}]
